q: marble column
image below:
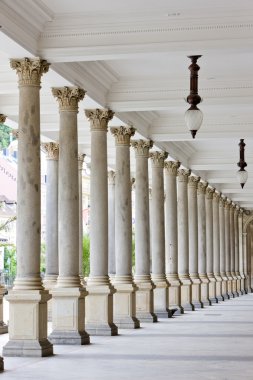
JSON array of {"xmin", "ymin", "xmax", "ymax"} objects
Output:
[
  {"xmin": 219, "ymin": 196, "xmax": 229, "ymax": 299},
  {"xmin": 108, "ymin": 170, "xmax": 116, "ymax": 279},
  {"xmin": 41, "ymin": 142, "xmax": 59, "ymax": 320},
  {"xmin": 3, "ymin": 58, "xmax": 53, "ymax": 358},
  {"xmin": 230, "ymin": 203, "xmax": 238, "ymax": 296},
  {"xmin": 78, "ymin": 153, "xmax": 85, "ymax": 284},
  {"xmin": 49, "ymin": 87, "xmax": 89, "ymax": 345},
  {"xmin": 197, "ymin": 181, "xmax": 211, "ymax": 306},
  {"xmin": 150, "ymin": 151, "xmax": 169, "ymax": 318},
  {"xmin": 239, "ymin": 209, "xmax": 245, "ymax": 293},
  {"xmin": 234, "ymin": 205, "xmax": 241, "ymax": 295},
  {"xmin": 225, "ymin": 199, "xmax": 234, "ymax": 298},
  {"xmin": 131, "ymin": 140, "xmax": 157, "ymax": 322},
  {"xmin": 85, "ymin": 109, "xmax": 118, "ymax": 336},
  {"xmin": 0, "ymin": 115, "xmax": 8, "ymax": 337},
  {"xmin": 213, "ymin": 192, "xmax": 224, "ymax": 301},
  {"xmin": 164, "ymin": 161, "xmax": 183, "ymax": 314},
  {"xmin": 111, "ymin": 126, "xmax": 140, "ymax": 329},
  {"xmin": 206, "ymin": 187, "xmax": 217, "ymax": 304},
  {"xmin": 188, "ymin": 176, "xmax": 203, "ymax": 308},
  {"xmin": 177, "ymin": 169, "xmax": 194, "ymax": 311}
]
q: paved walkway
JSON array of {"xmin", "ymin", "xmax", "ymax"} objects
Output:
[{"xmin": 1, "ymin": 294, "xmax": 253, "ymax": 380}]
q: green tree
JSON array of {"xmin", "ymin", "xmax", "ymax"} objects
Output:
[
  {"xmin": 0, "ymin": 124, "xmax": 12, "ymax": 150},
  {"xmin": 3, "ymin": 245, "xmax": 16, "ymax": 277},
  {"xmin": 83, "ymin": 234, "xmax": 90, "ymax": 277},
  {"xmin": 40, "ymin": 242, "xmax": 46, "ymax": 274}
]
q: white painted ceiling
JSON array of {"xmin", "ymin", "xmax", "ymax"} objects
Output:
[{"xmin": 0, "ymin": 0, "xmax": 253, "ymax": 207}]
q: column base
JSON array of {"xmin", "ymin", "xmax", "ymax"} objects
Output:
[
  {"xmin": 43, "ymin": 275, "xmax": 57, "ymax": 322},
  {"xmin": 152, "ymin": 277, "xmax": 173, "ymax": 318},
  {"xmin": 49, "ymin": 287, "xmax": 90, "ymax": 345},
  {"xmin": 221, "ymin": 275, "xmax": 230, "ymax": 299},
  {"xmin": 200, "ymin": 275, "xmax": 211, "ymax": 306},
  {"xmin": 167, "ymin": 275, "xmax": 184, "ymax": 314},
  {"xmin": 3, "ymin": 289, "xmax": 53, "ymax": 357},
  {"xmin": 231, "ymin": 274, "xmax": 239, "ymax": 297},
  {"xmin": 0, "ymin": 287, "xmax": 7, "ymax": 334},
  {"xmin": 134, "ymin": 276, "xmax": 157, "ymax": 323},
  {"xmin": 113, "ymin": 277, "xmax": 140, "ymax": 329},
  {"xmin": 226, "ymin": 275, "xmax": 235, "ymax": 298},
  {"xmin": 214, "ymin": 276, "xmax": 224, "ymax": 301},
  {"xmin": 85, "ymin": 278, "xmax": 118, "ymax": 336},
  {"xmin": 190, "ymin": 276, "xmax": 203, "ymax": 309},
  {"xmin": 240, "ymin": 274, "xmax": 245, "ymax": 294},
  {"xmin": 207, "ymin": 275, "xmax": 218, "ymax": 304},
  {"xmin": 179, "ymin": 276, "xmax": 194, "ymax": 311}
]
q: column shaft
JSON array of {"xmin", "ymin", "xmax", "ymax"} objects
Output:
[
  {"xmin": 225, "ymin": 199, "xmax": 234, "ymax": 297},
  {"xmin": 78, "ymin": 154, "xmax": 85, "ymax": 283},
  {"xmin": 108, "ymin": 171, "xmax": 116, "ymax": 277},
  {"xmin": 213, "ymin": 192, "xmax": 223, "ymax": 301},
  {"xmin": 234, "ymin": 206, "xmax": 241, "ymax": 295},
  {"xmin": 219, "ymin": 197, "xmax": 229, "ymax": 299},
  {"xmin": 206, "ymin": 187, "xmax": 217, "ymax": 303},
  {"xmin": 230, "ymin": 204, "xmax": 238, "ymax": 296}
]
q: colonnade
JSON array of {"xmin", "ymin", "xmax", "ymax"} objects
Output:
[{"xmin": 0, "ymin": 57, "xmax": 251, "ymax": 370}]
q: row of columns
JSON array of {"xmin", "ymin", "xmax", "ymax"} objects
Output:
[{"xmin": 0, "ymin": 57, "xmax": 250, "ymax": 370}]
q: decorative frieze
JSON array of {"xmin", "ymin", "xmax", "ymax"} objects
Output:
[
  {"xmin": 41, "ymin": 142, "xmax": 59, "ymax": 160},
  {"xmin": 108, "ymin": 170, "xmax": 116, "ymax": 185},
  {"xmin": 10, "ymin": 57, "xmax": 50, "ymax": 86},
  {"xmin": 149, "ymin": 151, "xmax": 168, "ymax": 167},
  {"xmin": 177, "ymin": 168, "xmax": 191, "ymax": 182},
  {"xmin": 131, "ymin": 139, "xmax": 153, "ymax": 157},
  {"xmin": 52, "ymin": 87, "xmax": 85, "ymax": 112},
  {"xmin": 85, "ymin": 109, "xmax": 114, "ymax": 131},
  {"xmin": 110, "ymin": 126, "xmax": 135, "ymax": 145},
  {"xmin": 164, "ymin": 160, "xmax": 181, "ymax": 176}
]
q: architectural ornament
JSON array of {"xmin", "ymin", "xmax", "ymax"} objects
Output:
[
  {"xmin": 188, "ymin": 175, "xmax": 200, "ymax": 188},
  {"xmin": 85, "ymin": 109, "xmax": 114, "ymax": 131},
  {"xmin": 110, "ymin": 126, "xmax": 135, "ymax": 145},
  {"xmin": 164, "ymin": 160, "xmax": 181, "ymax": 175},
  {"xmin": 108, "ymin": 170, "xmax": 116, "ymax": 185},
  {"xmin": 41, "ymin": 142, "xmax": 59, "ymax": 160},
  {"xmin": 197, "ymin": 181, "xmax": 208, "ymax": 195},
  {"xmin": 131, "ymin": 139, "xmax": 153, "ymax": 157},
  {"xmin": 206, "ymin": 186, "xmax": 215, "ymax": 199},
  {"xmin": 10, "ymin": 57, "xmax": 50, "ymax": 86},
  {"xmin": 149, "ymin": 151, "xmax": 168, "ymax": 167},
  {"xmin": 177, "ymin": 168, "xmax": 191, "ymax": 182},
  {"xmin": 52, "ymin": 87, "xmax": 85, "ymax": 111}
]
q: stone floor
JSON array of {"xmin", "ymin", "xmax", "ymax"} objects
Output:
[{"xmin": 1, "ymin": 294, "xmax": 253, "ymax": 380}]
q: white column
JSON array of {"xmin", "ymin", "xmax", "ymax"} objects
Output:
[
  {"xmin": 225, "ymin": 199, "xmax": 234, "ymax": 298},
  {"xmin": 230, "ymin": 203, "xmax": 238, "ymax": 296},
  {"xmin": 243, "ymin": 232, "xmax": 248, "ymax": 293},
  {"xmin": 213, "ymin": 192, "xmax": 223, "ymax": 301},
  {"xmin": 78, "ymin": 154, "xmax": 85, "ymax": 284},
  {"xmin": 197, "ymin": 181, "xmax": 211, "ymax": 306},
  {"xmin": 85, "ymin": 109, "xmax": 118, "ymax": 336},
  {"xmin": 108, "ymin": 170, "xmax": 116, "ymax": 278},
  {"xmin": 111, "ymin": 126, "xmax": 140, "ymax": 329},
  {"xmin": 164, "ymin": 161, "xmax": 183, "ymax": 314},
  {"xmin": 131, "ymin": 140, "xmax": 157, "ymax": 323},
  {"xmin": 188, "ymin": 175, "xmax": 202, "ymax": 308},
  {"xmin": 206, "ymin": 187, "xmax": 217, "ymax": 304},
  {"xmin": 234, "ymin": 205, "xmax": 241, "ymax": 295},
  {"xmin": 3, "ymin": 58, "xmax": 52, "ymax": 359},
  {"xmin": 219, "ymin": 196, "xmax": 229, "ymax": 299},
  {"xmin": 177, "ymin": 169, "xmax": 194, "ymax": 311},
  {"xmin": 239, "ymin": 209, "xmax": 245, "ymax": 294},
  {"xmin": 49, "ymin": 87, "xmax": 89, "ymax": 345},
  {"xmin": 41, "ymin": 142, "xmax": 59, "ymax": 321},
  {"xmin": 150, "ymin": 151, "xmax": 169, "ymax": 318}
]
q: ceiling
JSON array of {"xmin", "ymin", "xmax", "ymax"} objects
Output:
[{"xmin": 0, "ymin": 0, "xmax": 253, "ymax": 207}]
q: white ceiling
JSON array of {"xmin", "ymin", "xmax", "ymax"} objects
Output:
[{"xmin": 0, "ymin": 0, "xmax": 253, "ymax": 207}]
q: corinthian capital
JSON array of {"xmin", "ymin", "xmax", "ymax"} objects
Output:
[
  {"xmin": 197, "ymin": 181, "xmax": 208, "ymax": 195},
  {"xmin": 52, "ymin": 87, "xmax": 85, "ymax": 112},
  {"xmin": 213, "ymin": 191, "xmax": 221, "ymax": 202},
  {"xmin": 177, "ymin": 168, "xmax": 191, "ymax": 182},
  {"xmin": 10, "ymin": 57, "xmax": 50, "ymax": 86},
  {"xmin": 85, "ymin": 109, "xmax": 114, "ymax": 131},
  {"xmin": 149, "ymin": 151, "xmax": 168, "ymax": 167},
  {"xmin": 110, "ymin": 126, "xmax": 135, "ymax": 146},
  {"xmin": 108, "ymin": 170, "xmax": 116, "ymax": 185},
  {"xmin": 164, "ymin": 160, "xmax": 181, "ymax": 176},
  {"xmin": 206, "ymin": 187, "xmax": 215, "ymax": 199},
  {"xmin": 131, "ymin": 139, "xmax": 153, "ymax": 157},
  {"xmin": 41, "ymin": 142, "xmax": 59, "ymax": 160},
  {"xmin": 0, "ymin": 114, "xmax": 7, "ymax": 124},
  {"xmin": 225, "ymin": 199, "xmax": 232, "ymax": 209},
  {"xmin": 188, "ymin": 175, "xmax": 200, "ymax": 188}
]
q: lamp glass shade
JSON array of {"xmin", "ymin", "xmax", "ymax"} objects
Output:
[
  {"xmin": 236, "ymin": 170, "xmax": 248, "ymax": 187},
  {"xmin": 184, "ymin": 108, "xmax": 203, "ymax": 132}
]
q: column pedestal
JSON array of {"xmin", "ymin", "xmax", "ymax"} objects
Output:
[
  {"xmin": 134, "ymin": 275, "xmax": 157, "ymax": 322},
  {"xmin": 0, "ymin": 287, "xmax": 8, "ymax": 334},
  {"xmin": 113, "ymin": 277, "xmax": 140, "ymax": 328},
  {"xmin": 215, "ymin": 275, "xmax": 224, "ymax": 302},
  {"xmin": 200, "ymin": 275, "xmax": 211, "ymax": 306},
  {"xmin": 180, "ymin": 276, "xmax": 194, "ymax": 311},
  {"xmin": 152, "ymin": 275, "xmax": 171, "ymax": 318},
  {"xmin": 190, "ymin": 276, "xmax": 203, "ymax": 309},
  {"xmin": 167, "ymin": 275, "xmax": 183, "ymax": 314},
  {"xmin": 85, "ymin": 278, "xmax": 117, "ymax": 336},
  {"xmin": 221, "ymin": 274, "xmax": 230, "ymax": 300},
  {"xmin": 208, "ymin": 276, "xmax": 218, "ymax": 304},
  {"xmin": 3, "ymin": 290, "xmax": 53, "ymax": 356},
  {"xmin": 49, "ymin": 287, "xmax": 90, "ymax": 344}
]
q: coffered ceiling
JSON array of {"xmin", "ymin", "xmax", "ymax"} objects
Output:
[{"xmin": 0, "ymin": 0, "xmax": 253, "ymax": 207}]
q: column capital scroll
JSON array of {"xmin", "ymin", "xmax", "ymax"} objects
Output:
[
  {"xmin": 52, "ymin": 87, "xmax": 85, "ymax": 112},
  {"xmin": 110, "ymin": 126, "xmax": 135, "ymax": 146},
  {"xmin": 164, "ymin": 160, "xmax": 181, "ymax": 175},
  {"xmin": 0, "ymin": 114, "xmax": 7, "ymax": 124},
  {"xmin": 149, "ymin": 151, "xmax": 168, "ymax": 167},
  {"xmin": 108, "ymin": 170, "xmax": 116, "ymax": 185},
  {"xmin": 206, "ymin": 186, "xmax": 215, "ymax": 199},
  {"xmin": 197, "ymin": 181, "xmax": 208, "ymax": 195},
  {"xmin": 85, "ymin": 109, "xmax": 114, "ymax": 131},
  {"xmin": 219, "ymin": 196, "xmax": 226, "ymax": 207},
  {"xmin": 213, "ymin": 191, "xmax": 221, "ymax": 202},
  {"xmin": 224, "ymin": 199, "xmax": 232, "ymax": 209},
  {"xmin": 131, "ymin": 139, "xmax": 153, "ymax": 157},
  {"xmin": 10, "ymin": 57, "xmax": 50, "ymax": 86},
  {"xmin": 188, "ymin": 175, "xmax": 200, "ymax": 188},
  {"xmin": 41, "ymin": 142, "xmax": 59, "ymax": 160},
  {"xmin": 177, "ymin": 168, "xmax": 191, "ymax": 182}
]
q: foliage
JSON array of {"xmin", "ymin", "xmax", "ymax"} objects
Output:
[
  {"xmin": 3, "ymin": 245, "xmax": 16, "ymax": 277},
  {"xmin": 40, "ymin": 242, "xmax": 46, "ymax": 274},
  {"xmin": 0, "ymin": 124, "xmax": 12, "ymax": 151},
  {"xmin": 83, "ymin": 234, "xmax": 90, "ymax": 276},
  {"xmin": 0, "ymin": 216, "xmax": 17, "ymax": 232}
]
